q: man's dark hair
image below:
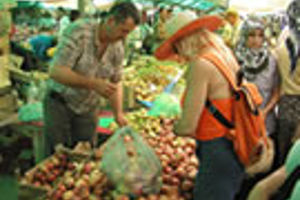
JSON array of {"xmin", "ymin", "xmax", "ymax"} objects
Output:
[
  {"xmin": 108, "ymin": 2, "xmax": 140, "ymax": 25},
  {"xmin": 70, "ymin": 10, "xmax": 80, "ymax": 22},
  {"xmin": 51, "ymin": 37, "xmax": 58, "ymax": 47}
]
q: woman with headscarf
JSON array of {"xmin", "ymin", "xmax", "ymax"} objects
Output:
[
  {"xmin": 235, "ymin": 18, "xmax": 280, "ymax": 137},
  {"xmin": 233, "ymin": 18, "xmax": 281, "ymax": 200}
]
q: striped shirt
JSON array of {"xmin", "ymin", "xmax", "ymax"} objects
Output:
[{"xmin": 48, "ymin": 19, "xmax": 124, "ymax": 114}]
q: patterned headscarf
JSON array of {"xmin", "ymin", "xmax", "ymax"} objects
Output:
[
  {"xmin": 287, "ymin": 0, "xmax": 300, "ymax": 36},
  {"xmin": 235, "ymin": 18, "xmax": 269, "ymax": 81}
]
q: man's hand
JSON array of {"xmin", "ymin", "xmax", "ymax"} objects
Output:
[
  {"xmin": 91, "ymin": 78, "xmax": 117, "ymax": 98},
  {"xmin": 115, "ymin": 113, "xmax": 128, "ymax": 127}
]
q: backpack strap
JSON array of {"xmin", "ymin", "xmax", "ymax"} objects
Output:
[
  {"xmin": 201, "ymin": 52, "xmax": 239, "ymax": 91},
  {"xmin": 200, "ymin": 52, "xmax": 238, "ymax": 129},
  {"xmin": 205, "ymin": 100, "xmax": 234, "ymax": 129}
]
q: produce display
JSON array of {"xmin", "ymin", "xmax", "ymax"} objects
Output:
[
  {"xmin": 19, "ymin": 55, "xmax": 195, "ymax": 199},
  {"xmin": 123, "ymin": 56, "xmax": 186, "ymax": 102},
  {"xmin": 20, "ymin": 108, "xmax": 198, "ymax": 200}
]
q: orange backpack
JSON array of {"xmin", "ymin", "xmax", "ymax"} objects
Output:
[{"xmin": 201, "ymin": 51, "xmax": 270, "ymax": 167}]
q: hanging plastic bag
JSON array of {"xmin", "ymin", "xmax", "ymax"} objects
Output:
[{"xmin": 100, "ymin": 127, "xmax": 162, "ymax": 195}]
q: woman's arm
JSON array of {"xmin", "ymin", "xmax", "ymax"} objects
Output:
[
  {"xmin": 174, "ymin": 58, "xmax": 213, "ymax": 137},
  {"xmin": 247, "ymin": 166, "xmax": 287, "ymax": 200},
  {"xmin": 262, "ymin": 86, "xmax": 280, "ymax": 116}
]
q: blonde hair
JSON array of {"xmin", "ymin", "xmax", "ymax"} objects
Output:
[{"xmin": 174, "ymin": 29, "xmax": 237, "ymax": 68}]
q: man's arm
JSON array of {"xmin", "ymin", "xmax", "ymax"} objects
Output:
[
  {"xmin": 174, "ymin": 58, "xmax": 212, "ymax": 137},
  {"xmin": 108, "ymin": 82, "xmax": 127, "ymax": 126},
  {"xmin": 50, "ymin": 66, "xmax": 117, "ymax": 98}
]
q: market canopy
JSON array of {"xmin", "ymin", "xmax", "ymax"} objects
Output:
[
  {"xmin": 229, "ymin": 0, "xmax": 292, "ymax": 13},
  {"xmin": 95, "ymin": 0, "xmax": 228, "ymax": 11}
]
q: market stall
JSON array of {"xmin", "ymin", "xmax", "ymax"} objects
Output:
[{"xmin": 1, "ymin": 0, "xmax": 299, "ymax": 200}]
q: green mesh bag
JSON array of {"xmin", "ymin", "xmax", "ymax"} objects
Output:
[
  {"xmin": 100, "ymin": 127, "xmax": 162, "ymax": 195},
  {"xmin": 148, "ymin": 93, "xmax": 181, "ymax": 118}
]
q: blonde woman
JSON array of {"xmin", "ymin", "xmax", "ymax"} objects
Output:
[{"xmin": 155, "ymin": 12, "xmax": 244, "ymax": 200}]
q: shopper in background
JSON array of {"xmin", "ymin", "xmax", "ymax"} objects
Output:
[
  {"xmin": 235, "ymin": 18, "xmax": 280, "ymax": 137},
  {"xmin": 29, "ymin": 26, "xmax": 57, "ymax": 62},
  {"xmin": 155, "ymin": 12, "xmax": 244, "ymax": 200},
  {"xmin": 272, "ymin": 0, "xmax": 300, "ymax": 166},
  {"xmin": 155, "ymin": 6, "xmax": 172, "ymax": 42},
  {"xmin": 220, "ymin": 8, "xmax": 242, "ymax": 49},
  {"xmin": 126, "ymin": 9, "xmax": 153, "ymax": 55},
  {"xmin": 233, "ymin": 17, "xmax": 281, "ymax": 200},
  {"xmin": 43, "ymin": 2, "xmax": 139, "ymax": 156}
]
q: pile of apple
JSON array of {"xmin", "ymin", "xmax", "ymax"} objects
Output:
[
  {"xmin": 28, "ymin": 114, "xmax": 199, "ymax": 199},
  {"xmin": 107, "ymin": 118, "xmax": 198, "ymax": 200},
  {"xmin": 22, "ymin": 153, "xmax": 76, "ymax": 190},
  {"xmin": 48, "ymin": 160, "xmax": 112, "ymax": 200},
  {"xmin": 141, "ymin": 118, "xmax": 198, "ymax": 200},
  {"xmin": 110, "ymin": 113, "xmax": 198, "ymax": 199}
]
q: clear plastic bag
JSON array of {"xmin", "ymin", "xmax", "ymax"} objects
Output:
[{"xmin": 100, "ymin": 127, "xmax": 162, "ymax": 195}]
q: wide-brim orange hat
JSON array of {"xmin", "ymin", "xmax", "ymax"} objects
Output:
[{"xmin": 154, "ymin": 12, "xmax": 224, "ymax": 60}]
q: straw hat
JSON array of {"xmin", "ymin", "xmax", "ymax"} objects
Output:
[{"xmin": 154, "ymin": 11, "xmax": 224, "ymax": 60}]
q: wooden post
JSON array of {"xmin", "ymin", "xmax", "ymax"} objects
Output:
[
  {"xmin": 0, "ymin": 10, "xmax": 12, "ymax": 55},
  {"xmin": 78, "ymin": 0, "xmax": 86, "ymax": 14}
]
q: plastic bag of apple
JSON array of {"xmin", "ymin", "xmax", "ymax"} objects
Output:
[
  {"xmin": 101, "ymin": 126, "xmax": 163, "ymax": 196},
  {"xmin": 109, "ymin": 112, "xmax": 199, "ymax": 200}
]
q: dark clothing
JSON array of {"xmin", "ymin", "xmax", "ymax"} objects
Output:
[
  {"xmin": 278, "ymin": 95, "xmax": 300, "ymax": 165},
  {"xmin": 194, "ymin": 137, "xmax": 245, "ymax": 200},
  {"xmin": 29, "ymin": 34, "xmax": 55, "ymax": 61},
  {"xmin": 10, "ymin": 41, "xmax": 44, "ymax": 71},
  {"xmin": 43, "ymin": 91, "xmax": 96, "ymax": 156}
]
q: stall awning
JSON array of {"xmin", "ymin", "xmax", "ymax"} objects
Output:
[
  {"xmin": 95, "ymin": 0, "xmax": 228, "ymax": 11},
  {"xmin": 229, "ymin": 0, "xmax": 291, "ymax": 13}
]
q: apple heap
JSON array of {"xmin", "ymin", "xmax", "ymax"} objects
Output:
[
  {"xmin": 109, "ymin": 112, "xmax": 198, "ymax": 199},
  {"xmin": 43, "ymin": 114, "xmax": 198, "ymax": 199},
  {"xmin": 24, "ymin": 153, "xmax": 75, "ymax": 190},
  {"xmin": 142, "ymin": 118, "xmax": 198, "ymax": 200},
  {"xmin": 49, "ymin": 159, "xmax": 113, "ymax": 200}
]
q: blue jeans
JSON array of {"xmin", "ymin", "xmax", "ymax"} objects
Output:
[{"xmin": 193, "ymin": 137, "xmax": 245, "ymax": 200}]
